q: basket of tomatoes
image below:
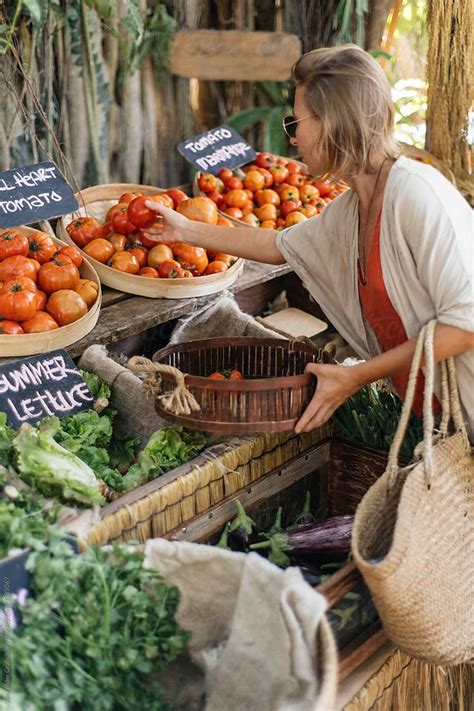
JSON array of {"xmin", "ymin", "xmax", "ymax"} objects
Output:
[
  {"xmin": 193, "ymin": 152, "xmax": 348, "ymax": 229},
  {"xmin": 146, "ymin": 337, "xmax": 333, "ymax": 433},
  {"xmin": 0, "ymin": 226, "xmax": 101, "ymax": 357},
  {"xmin": 56, "ymin": 183, "xmax": 244, "ymax": 299}
]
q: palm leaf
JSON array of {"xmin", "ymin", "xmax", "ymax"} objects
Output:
[
  {"xmin": 227, "ymin": 107, "xmax": 274, "ymax": 133},
  {"xmin": 263, "ymin": 105, "xmax": 291, "ymax": 155}
]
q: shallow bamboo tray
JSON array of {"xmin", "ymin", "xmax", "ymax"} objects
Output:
[
  {"xmin": 56, "ymin": 183, "xmax": 244, "ymax": 298},
  {"xmin": 0, "ymin": 228, "xmax": 101, "ymax": 357},
  {"xmin": 152, "ymin": 337, "xmax": 331, "ymax": 433},
  {"xmin": 193, "ymin": 155, "xmax": 308, "ymax": 227},
  {"xmin": 399, "ymin": 142, "xmax": 456, "ymax": 184}
]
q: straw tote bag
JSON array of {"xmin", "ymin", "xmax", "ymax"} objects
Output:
[{"xmin": 352, "ymin": 320, "xmax": 474, "ymax": 665}]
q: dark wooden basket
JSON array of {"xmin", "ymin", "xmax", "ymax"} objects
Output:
[{"xmin": 152, "ymin": 337, "xmax": 330, "ymax": 433}]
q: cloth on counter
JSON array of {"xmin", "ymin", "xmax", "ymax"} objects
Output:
[
  {"xmin": 144, "ymin": 537, "xmax": 337, "ymax": 711},
  {"xmin": 169, "ymin": 292, "xmax": 285, "ymax": 344}
]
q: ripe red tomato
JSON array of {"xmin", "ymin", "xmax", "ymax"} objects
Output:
[
  {"xmin": 312, "ymin": 179, "xmax": 333, "ymax": 197},
  {"xmin": 269, "ymin": 165, "xmax": 289, "ymax": 184},
  {"xmin": 112, "ymin": 207, "xmax": 137, "ymax": 235},
  {"xmin": 127, "ymin": 247, "xmax": 148, "ymax": 269},
  {"xmin": 22, "ymin": 311, "xmax": 59, "ymax": 333},
  {"xmin": 224, "ymin": 207, "xmax": 244, "ymax": 220},
  {"xmin": 280, "ymin": 199, "xmax": 303, "ymax": 217},
  {"xmin": 108, "ymin": 251, "xmax": 140, "ymax": 274},
  {"xmin": 166, "ymin": 188, "xmax": 188, "ymax": 208},
  {"xmin": 46, "ymin": 289, "xmax": 88, "ymax": 326},
  {"xmin": 241, "ymin": 213, "xmax": 260, "ymax": 227},
  {"xmin": 0, "ymin": 255, "xmax": 38, "ymax": 283},
  {"xmin": 66, "ymin": 217, "xmax": 102, "ymax": 247},
  {"xmin": 302, "ymin": 204, "xmax": 318, "ymax": 218},
  {"xmin": 127, "ymin": 196, "xmax": 158, "ymax": 229},
  {"xmin": 216, "ymin": 215, "xmax": 235, "ymax": 227},
  {"xmin": 225, "ymin": 176, "xmax": 244, "ymax": 191},
  {"xmin": 149, "ymin": 193, "xmax": 174, "ymax": 209},
  {"xmin": 75, "ymin": 279, "xmax": 99, "ymax": 307},
  {"xmin": 224, "ymin": 189, "xmax": 249, "ymax": 209},
  {"xmin": 286, "ymin": 161, "xmax": 302, "ymax": 174},
  {"xmin": 197, "ymin": 172, "xmax": 219, "ymax": 194},
  {"xmin": 0, "ymin": 277, "xmax": 38, "ymax": 321},
  {"xmin": 208, "ymin": 371, "xmax": 226, "ymax": 379},
  {"xmin": 108, "ymin": 233, "xmax": 129, "ymax": 253},
  {"xmin": 213, "ymin": 252, "xmax": 237, "ymax": 267},
  {"xmin": 228, "ymin": 369, "xmax": 244, "ymax": 380},
  {"xmin": 279, "ymin": 185, "xmax": 300, "ymax": 202},
  {"xmin": 147, "ymin": 244, "xmax": 173, "ymax": 268},
  {"xmin": 105, "ymin": 202, "xmax": 128, "ymax": 222},
  {"xmin": 27, "ymin": 233, "xmax": 56, "ymax": 264},
  {"xmin": 243, "ymin": 170, "xmax": 265, "ymax": 192},
  {"xmin": 118, "ymin": 191, "xmax": 141, "ymax": 204},
  {"xmin": 171, "ymin": 243, "xmax": 208, "ymax": 275},
  {"xmin": 139, "ymin": 266, "xmax": 159, "ymax": 278},
  {"xmin": 57, "ymin": 245, "xmax": 83, "ymax": 267},
  {"xmin": 158, "ymin": 260, "xmax": 184, "ymax": 279},
  {"xmin": 139, "ymin": 228, "xmax": 163, "ymax": 249},
  {"xmin": 36, "ymin": 290, "xmax": 47, "ymax": 311},
  {"xmin": 256, "ymin": 167, "xmax": 274, "ymax": 188},
  {"xmin": 255, "ymin": 152, "xmax": 277, "ymax": 169},
  {"xmin": 0, "ymin": 231, "xmax": 29, "ymax": 261},
  {"xmin": 285, "ymin": 212, "xmax": 307, "ymax": 226},
  {"xmin": 83, "ymin": 238, "xmax": 115, "ymax": 264},
  {"xmin": 0, "ymin": 319, "xmax": 24, "ymax": 335},
  {"xmin": 38, "ymin": 255, "xmax": 80, "ymax": 293},
  {"xmin": 206, "ymin": 260, "xmax": 228, "ymax": 275},
  {"xmin": 101, "ymin": 221, "xmax": 114, "ymax": 238},
  {"xmin": 207, "ymin": 190, "xmax": 225, "ymax": 208},
  {"xmin": 177, "ymin": 197, "xmax": 218, "ymax": 225},
  {"xmin": 299, "ymin": 185, "xmax": 320, "ymax": 203},
  {"xmin": 255, "ymin": 204, "xmax": 278, "ymax": 222},
  {"xmin": 218, "ymin": 167, "xmax": 234, "ymax": 183},
  {"xmin": 287, "ymin": 173, "xmax": 306, "ymax": 188},
  {"xmin": 254, "ymin": 189, "xmax": 280, "ymax": 207}
]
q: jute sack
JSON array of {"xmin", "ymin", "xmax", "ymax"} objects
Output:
[{"xmin": 352, "ymin": 320, "xmax": 474, "ymax": 665}]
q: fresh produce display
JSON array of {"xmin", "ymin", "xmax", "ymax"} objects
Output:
[
  {"xmin": 0, "ymin": 371, "xmax": 206, "ymax": 512},
  {"xmin": 332, "ymin": 382, "xmax": 423, "ymax": 459},
  {"xmin": 208, "ymin": 368, "xmax": 244, "ymax": 380},
  {"xmin": 65, "ymin": 190, "xmax": 238, "ymax": 280},
  {"xmin": 0, "ymin": 536, "xmax": 189, "ymax": 710},
  {"xmin": 196, "ymin": 152, "xmax": 348, "ymax": 229},
  {"xmin": 0, "ymin": 228, "xmax": 98, "ymax": 334}
]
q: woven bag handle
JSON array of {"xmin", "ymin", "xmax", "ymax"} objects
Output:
[
  {"xmin": 387, "ymin": 320, "xmax": 468, "ymax": 486},
  {"xmin": 127, "ymin": 355, "xmax": 201, "ymax": 416}
]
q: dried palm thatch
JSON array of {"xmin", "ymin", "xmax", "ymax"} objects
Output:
[
  {"xmin": 426, "ymin": 0, "xmax": 473, "ymax": 197},
  {"xmin": 344, "ymin": 648, "xmax": 474, "ymax": 711}
]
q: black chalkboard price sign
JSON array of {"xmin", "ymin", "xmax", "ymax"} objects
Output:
[
  {"xmin": 178, "ymin": 124, "xmax": 257, "ymax": 175},
  {"xmin": 0, "ymin": 161, "xmax": 79, "ymax": 229},
  {"xmin": 0, "ymin": 349, "xmax": 94, "ymax": 428}
]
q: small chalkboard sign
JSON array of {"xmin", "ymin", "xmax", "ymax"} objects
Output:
[
  {"xmin": 0, "ymin": 161, "xmax": 79, "ymax": 229},
  {"xmin": 0, "ymin": 349, "xmax": 94, "ymax": 428},
  {"xmin": 178, "ymin": 124, "xmax": 256, "ymax": 175}
]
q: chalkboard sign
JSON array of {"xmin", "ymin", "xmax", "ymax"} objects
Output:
[
  {"xmin": 0, "ymin": 161, "xmax": 79, "ymax": 229},
  {"xmin": 178, "ymin": 124, "xmax": 256, "ymax": 175},
  {"xmin": 0, "ymin": 349, "xmax": 94, "ymax": 428}
]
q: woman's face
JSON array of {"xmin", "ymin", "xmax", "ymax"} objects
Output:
[{"xmin": 290, "ymin": 87, "xmax": 324, "ymax": 174}]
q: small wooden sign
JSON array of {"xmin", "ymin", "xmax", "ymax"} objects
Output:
[
  {"xmin": 172, "ymin": 31, "xmax": 301, "ymax": 81},
  {"xmin": 178, "ymin": 124, "xmax": 256, "ymax": 174},
  {"xmin": 0, "ymin": 349, "xmax": 94, "ymax": 428},
  {"xmin": 0, "ymin": 161, "xmax": 79, "ymax": 229}
]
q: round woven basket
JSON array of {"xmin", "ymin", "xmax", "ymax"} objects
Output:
[
  {"xmin": 152, "ymin": 337, "xmax": 330, "ymax": 433},
  {"xmin": 193, "ymin": 156, "xmax": 308, "ymax": 227},
  {"xmin": 56, "ymin": 183, "xmax": 244, "ymax": 298},
  {"xmin": 398, "ymin": 142, "xmax": 456, "ymax": 184},
  {"xmin": 0, "ymin": 227, "xmax": 101, "ymax": 357}
]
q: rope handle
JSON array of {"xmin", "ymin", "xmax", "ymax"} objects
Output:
[
  {"xmin": 127, "ymin": 355, "xmax": 201, "ymax": 417},
  {"xmin": 387, "ymin": 320, "xmax": 468, "ymax": 487}
]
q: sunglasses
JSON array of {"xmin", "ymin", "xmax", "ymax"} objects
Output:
[{"xmin": 282, "ymin": 113, "xmax": 318, "ymax": 139}]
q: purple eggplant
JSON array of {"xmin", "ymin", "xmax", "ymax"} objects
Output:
[{"xmin": 250, "ymin": 514, "xmax": 354, "ymax": 568}]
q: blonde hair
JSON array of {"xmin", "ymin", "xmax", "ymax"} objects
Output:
[{"xmin": 291, "ymin": 45, "xmax": 400, "ymax": 177}]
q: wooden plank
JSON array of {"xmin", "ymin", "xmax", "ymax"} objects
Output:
[
  {"xmin": 338, "ymin": 628, "xmax": 388, "ymax": 682},
  {"xmin": 165, "ymin": 441, "xmax": 331, "ymax": 542},
  {"xmin": 171, "ymin": 30, "xmax": 301, "ymax": 81},
  {"xmin": 318, "ymin": 562, "xmax": 362, "ymax": 607},
  {"xmin": 334, "ymin": 641, "xmax": 396, "ymax": 710}
]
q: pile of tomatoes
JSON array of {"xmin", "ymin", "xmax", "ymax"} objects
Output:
[
  {"xmin": 196, "ymin": 152, "xmax": 348, "ymax": 229},
  {"xmin": 0, "ymin": 229, "xmax": 98, "ymax": 335},
  {"xmin": 65, "ymin": 189, "xmax": 238, "ymax": 280}
]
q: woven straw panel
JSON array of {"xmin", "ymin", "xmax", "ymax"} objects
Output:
[{"xmin": 84, "ymin": 425, "xmax": 332, "ymax": 547}]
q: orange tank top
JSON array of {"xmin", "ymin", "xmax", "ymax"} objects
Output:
[{"xmin": 358, "ymin": 213, "xmax": 439, "ymax": 416}]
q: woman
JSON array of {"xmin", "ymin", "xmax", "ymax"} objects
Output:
[{"xmin": 145, "ymin": 45, "xmax": 474, "ymax": 437}]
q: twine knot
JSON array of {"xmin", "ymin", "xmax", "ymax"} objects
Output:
[{"xmin": 127, "ymin": 355, "xmax": 201, "ymax": 417}]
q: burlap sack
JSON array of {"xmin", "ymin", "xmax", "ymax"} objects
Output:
[
  {"xmin": 144, "ymin": 538, "xmax": 337, "ymax": 711},
  {"xmin": 352, "ymin": 321, "xmax": 474, "ymax": 665}
]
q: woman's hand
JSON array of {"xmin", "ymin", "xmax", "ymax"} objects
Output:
[
  {"xmin": 295, "ymin": 363, "xmax": 362, "ymax": 432},
  {"xmin": 142, "ymin": 202, "xmax": 191, "ymax": 245}
]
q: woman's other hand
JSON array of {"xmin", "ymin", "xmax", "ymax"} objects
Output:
[{"xmin": 295, "ymin": 363, "xmax": 362, "ymax": 432}]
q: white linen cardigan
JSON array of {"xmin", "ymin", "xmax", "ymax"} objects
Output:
[{"xmin": 276, "ymin": 156, "xmax": 474, "ymax": 439}]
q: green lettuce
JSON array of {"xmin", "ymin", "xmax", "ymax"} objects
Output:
[
  {"xmin": 13, "ymin": 422, "xmax": 105, "ymax": 507},
  {"xmin": 0, "ymin": 413, "xmax": 15, "ymax": 467}
]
